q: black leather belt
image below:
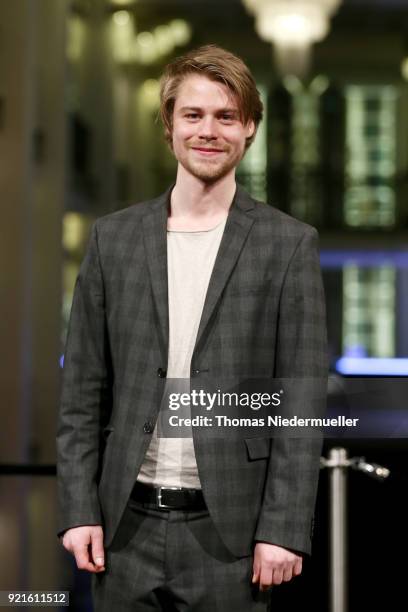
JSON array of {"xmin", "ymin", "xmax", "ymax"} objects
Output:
[{"xmin": 130, "ymin": 481, "xmax": 207, "ymax": 511}]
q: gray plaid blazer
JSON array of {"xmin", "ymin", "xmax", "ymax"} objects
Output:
[{"xmin": 57, "ymin": 183, "xmax": 328, "ymax": 557}]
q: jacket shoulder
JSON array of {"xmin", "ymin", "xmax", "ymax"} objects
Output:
[
  {"xmin": 252, "ymin": 199, "xmax": 318, "ymax": 238},
  {"xmin": 89, "ymin": 195, "xmax": 164, "ymax": 248},
  {"xmin": 95, "ymin": 198, "xmax": 155, "ymax": 227}
]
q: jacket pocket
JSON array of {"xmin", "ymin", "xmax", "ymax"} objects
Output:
[{"xmin": 244, "ymin": 437, "xmax": 271, "ymax": 460}]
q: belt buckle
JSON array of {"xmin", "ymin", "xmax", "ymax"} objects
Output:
[{"xmin": 156, "ymin": 486, "xmax": 183, "ymax": 509}]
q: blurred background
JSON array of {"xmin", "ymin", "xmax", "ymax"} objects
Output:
[{"xmin": 1, "ymin": 0, "xmax": 407, "ymax": 610}]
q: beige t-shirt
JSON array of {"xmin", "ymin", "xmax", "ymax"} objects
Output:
[{"xmin": 137, "ymin": 217, "xmax": 227, "ymax": 488}]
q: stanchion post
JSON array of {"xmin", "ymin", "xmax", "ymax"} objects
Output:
[
  {"xmin": 329, "ymin": 447, "xmax": 348, "ymax": 612},
  {"xmin": 321, "ymin": 446, "xmax": 389, "ymax": 612}
]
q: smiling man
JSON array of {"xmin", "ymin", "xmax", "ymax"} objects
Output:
[
  {"xmin": 57, "ymin": 45, "xmax": 328, "ymax": 611},
  {"xmin": 170, "ymin": 77, "xmax": 252, "ymax": 187}
]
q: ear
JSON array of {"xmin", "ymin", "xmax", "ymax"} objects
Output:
[{"xmin": 246, "ymin": 120, "xmax": 255, "ymax": 139}]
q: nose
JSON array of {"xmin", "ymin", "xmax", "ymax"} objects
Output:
[{"xmin": 197, "ymin": 115, "xmax": 217, "ymax": 141}]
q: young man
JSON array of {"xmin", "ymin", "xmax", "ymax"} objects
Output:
[{"xmin": 57, "ymin": 45, "xmax": 328, "ymax": 611}]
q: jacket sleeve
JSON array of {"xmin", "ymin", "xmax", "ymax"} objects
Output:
[
  {"xmin": 56, "ymin": 221, "xmax": 113, "ymax": 537},
  {"xmin": 254, "ymin": 227, "xmax": 328, "ymax": 556}
]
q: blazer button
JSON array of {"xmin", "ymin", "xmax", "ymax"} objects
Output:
[
  {"xmin": 143, "ymin": 421, "xmax": 154, "ymax": 434},
  {"xmin": 192, "ymin": 369, "xmax": 200, "ymax": 377},
  {"xmin": 157, "ymin": 368, "xmax": 167, "ymax": 378}
]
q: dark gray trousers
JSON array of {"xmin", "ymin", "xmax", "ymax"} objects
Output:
[{"xmin": 92, "ymin": 499, "xmax": 270, "ymax": 611}]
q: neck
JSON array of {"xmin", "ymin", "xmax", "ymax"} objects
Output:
[{"xmin": 170, "ymin": 165, "xmax": 236, "ymax": 220}]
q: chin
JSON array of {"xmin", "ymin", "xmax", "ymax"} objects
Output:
[
  {"xmin": 192, "ymin": 169, "xmax": 230, "ymax": 183},
  {"xmin": 187, "ymin": 160, "xmax": 237, "ymax": 183}
]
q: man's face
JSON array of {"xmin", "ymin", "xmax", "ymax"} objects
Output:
[{"xmin": 171, "ymin": 74, "xmax": 255, "ymax": 183}]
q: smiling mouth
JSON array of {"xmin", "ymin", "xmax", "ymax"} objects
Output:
[{"xmin": 191, "ymin": 147, "xmax": 224, "ymax": 155}]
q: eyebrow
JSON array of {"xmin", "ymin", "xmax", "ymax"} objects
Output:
[{"xmin": 179, "ymin": 106, "xmax": 240, "ymax": 115}]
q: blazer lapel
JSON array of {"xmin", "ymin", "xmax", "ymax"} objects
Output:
[
  {"xmin": 193, "ymin": 184, "xmax": 255, "ymax": 356},
  {"xmin": 142, "ymin": 185, "xmax": 173, "ymax": 364},
  {"xmin": 141, "ymin": 182, "xmax": 256, "ymax": 366}
]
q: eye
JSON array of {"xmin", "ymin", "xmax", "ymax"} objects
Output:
[
  {"xmin": 185, "ymin": 113, "xmax": 200, "ymax": 120},
  {"xmin": 220, "ymin": 114, "xmax": 235, "ymax": 123}
]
